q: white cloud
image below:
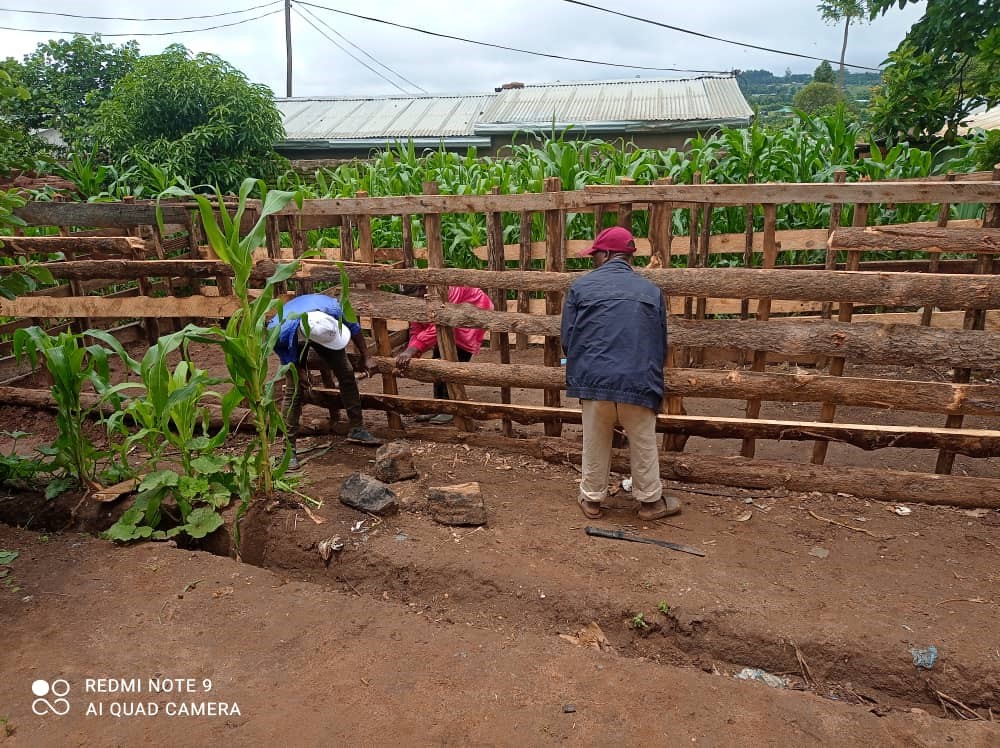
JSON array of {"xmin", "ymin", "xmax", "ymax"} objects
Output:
[{"xmin": 0, "ymin": 0, "xmax": 926, "ymax": 97}]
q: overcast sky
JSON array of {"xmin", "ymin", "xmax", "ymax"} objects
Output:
[{"xmin": 0, "ymin": 1, "xmax": 926, "ymax": 98}]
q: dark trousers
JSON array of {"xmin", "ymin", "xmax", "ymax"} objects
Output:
[
  {"xmin": 283, "ymin": 342, "xmax": 363, "ymax": 444},
  {"xmin": 432, "ymin": 346, "xmax": 474, "ymax": 399}
]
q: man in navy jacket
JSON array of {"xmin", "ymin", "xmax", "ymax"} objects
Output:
[{"xmin": 561, "ymin": 227, "xmax": 680, "ymax": 521}]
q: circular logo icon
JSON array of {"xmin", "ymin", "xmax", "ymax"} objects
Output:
[{"xmin": 31, "ymin": 679, "xmax": 71, "ymax": 716}]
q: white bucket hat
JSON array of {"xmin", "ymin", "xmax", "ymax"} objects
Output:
[{"xmin": 300, "ymin": 311, "xmax": 351, "ymax": 351}]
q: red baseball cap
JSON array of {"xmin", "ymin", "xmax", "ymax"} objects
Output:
[{"xmin": 581, "ymin": 226, "xmax": 637, "ymax": 256}]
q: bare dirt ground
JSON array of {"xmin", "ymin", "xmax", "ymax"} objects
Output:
[{"xmin": 1, "ymin": 343, "xmax": 999, "ymax": 746}]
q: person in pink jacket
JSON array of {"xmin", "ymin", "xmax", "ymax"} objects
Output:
[{"xmin": 394, "ymin": 284, "xmax": 494, "ymax": 424}]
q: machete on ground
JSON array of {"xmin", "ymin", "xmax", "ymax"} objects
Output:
[{"xmin": 585, "ymin": 526, "xmax": 706, "ymax": 557}]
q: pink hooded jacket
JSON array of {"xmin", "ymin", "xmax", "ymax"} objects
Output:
[{"xmin": 407, "ymin": 286, "xmax": 494, "ymax": 355}]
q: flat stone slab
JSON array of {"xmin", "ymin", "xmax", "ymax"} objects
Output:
[
  {"xmin": 427, "ymin": 481, "xmax": 486, "ymax": 526},
  {"xmin": 373, "ymin": 441, "xmax": 418, "ymax": 483},
  {"xmin": 340, "ymin": 473, "xmax": 397, "ymax": 515}
]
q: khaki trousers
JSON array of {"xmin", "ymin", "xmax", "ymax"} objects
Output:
[{"xmin": 579, "ymin": 399, "xmax": 662, "ymax": 504}]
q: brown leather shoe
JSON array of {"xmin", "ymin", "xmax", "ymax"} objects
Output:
[
  {"xmin": 637, "ymin": 495, "xmax": 681, "ymax": 521},
  {"xmin": 578, "ymin": 495, "xmax": 603, "ymax": 519}
]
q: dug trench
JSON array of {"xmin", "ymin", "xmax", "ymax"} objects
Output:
[{"xmin": 6, "ymin": 419, "xmax": 995, "ymax": 725}]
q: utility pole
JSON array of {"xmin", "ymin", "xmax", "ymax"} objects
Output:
[{"xmin": 285, "ymin": 0, "xmax": 292, "ymax": 97}]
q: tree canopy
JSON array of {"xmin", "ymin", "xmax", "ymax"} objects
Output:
[
  {"xmin": 4, "ymin": 35, "xmax": 139, "ymax": 148},
  {"xmin": 793, "ymin": 82, "xmax": 841, "ymax": 113},
  {"xmin": 869, "ymin": 0, "xmax": 1000, "ymax": 144},
  {"xmin": 813, "ymin": 61, "xmax": 836, "ymax": 84},
  {"xmin": 93, "ymin": 45, "xmax": 286, "ymax": 193}
]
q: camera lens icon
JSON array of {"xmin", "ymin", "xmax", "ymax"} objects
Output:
[{"xmin": 31, "ymin": 679, "xmax": 71, "ymax": 716}]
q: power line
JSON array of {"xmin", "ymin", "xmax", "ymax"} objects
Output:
[
  {"xmin": 296, "ymin": 1, "xmax": 732, "ymax": 75},
  {"xmin": 0, "ymin": 2, "xmax": 281, "ymax": 23},
  {"xmin": 559, "ymin": 0, "xmax": 882, "ymax": 72},
  {"xmin": 291, "ymin": 5, "xmax": 412, "ymax": 94},
  {"xmin": 295, "ymin": 2, "xmax": 427, "ymax": 94},
  {"xmin": 0, "ymin": 8, "xmax": 282, "ymax": 37}
]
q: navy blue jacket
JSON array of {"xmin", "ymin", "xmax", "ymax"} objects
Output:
[{"xmin": 561, "ymin": 258, "xmax": 666, "ymax": 410}]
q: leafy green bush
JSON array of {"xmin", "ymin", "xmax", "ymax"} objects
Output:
[{"xmin": 93, "ymin": 44, "xmax": 287, "ymax": 193}]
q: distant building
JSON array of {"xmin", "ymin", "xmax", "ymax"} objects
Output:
[{"xmin": 275, "ymin": 76, "xmax": 753, "ymax": 160}]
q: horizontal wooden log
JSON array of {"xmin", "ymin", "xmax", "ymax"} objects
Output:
[
  {"xmin": 347, "ymin": 290, "xmax": 1000, "ymax": 369},
  {"xmin": 310, "ymin": 389, "xmax": 1000, "ymax": 456},
  {"xmin": 9, "ymin": 258, "xmax": 235, "ymax": 280},
  {"xmin": 306, "ymin": 263, "xmax": 1000, "ymax": 309},
  {"xmin": 0, "ymin": 294, "xmax": 243, "ymax": 319},
  {"xmin": 368, "ymin": 357, "xmax": 1000, "ymax": 416},
  {"xmin": 583, "ymin": 181, "xmax": 1000, "ymax": 207},
  {"xmin": 15, "ymin": 201, "xmax": 194, "ymax": 227},
  {"xmin": 0, "ymin": 235, "xmax": 148, "ymax": 257},
  {"xmin": 831, "ymin": 226, "xmax": 1000, "ymax": 254},
  {"xmin": 271, "ymin": 181, "xmax": 1000, "ymax": 218},
  {"xmin": 473, "ymin": 220, "xmax": 983, "ymax": 262}
]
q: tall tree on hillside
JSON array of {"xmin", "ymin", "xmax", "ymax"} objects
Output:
[
  {"xmin": 813, "ymin": 60, "xmax": 836, "ymax": 84},
  {"xmin": 817, "ymin": 1, "xmax": 870, "ymax": 94},
  {"xmin": 869, "ymin": 0, "xmax": 1000, "ymax": 145}
]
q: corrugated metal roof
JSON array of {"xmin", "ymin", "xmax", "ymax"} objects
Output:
[
  {"xmin": 277, "ymin": 94, "xmax": 494, "ymax": 140},
  {"xmin": 476, "ymin": 77, "xmax": 752, "ymax": 132},
  {"xmin": 960, "ymin": 104, "xmax": 1000, "ymax": 133},
  {"xmin": 276, "ymin": 77, "xmax": 752, "ymax": 145}
]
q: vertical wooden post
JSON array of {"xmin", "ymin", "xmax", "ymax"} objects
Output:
[
  {"xmin": 543, "ymin": 176, "xmax": 564, "ymax": 438},
  {"xmin": 339, "ymin": 217, "xmax": 356, "ymax": 262},
  {"xmin": 650, "ymin": 182, "xmax": 686, "ymax": 452},
  {"xmin": 422, "ymin": 181, "xmax": 471, "ymax": 430},
  {"xmin": 593, "ymin": 204, "xmax": 606, "ymax": 237},
  {"xmin": 122, "ymin": 197, "xmax": 158, "ymax": 343},
  {"xmin": 58, "ymin": 226, "xmax": 91, "ymax": 334},
  {"xmin": 289, "ymin": 215, "xmax": 314, "ymax": 295},
  {"xmin": 739, "ymin": 175, "xmax": 757, "ymax": 325},
  {"xmin": 516, "ymin": 211, "xmax": 532, "ymax": 352},
  {"xmin": 819, "ymin": 170, "xmax": 848, "ymax": 322},
  {"xmin": 681, "ymin": 172, "xmax": 701, "ymax": 366},
  {"xmin": 150, "ymin": 221, "xmax": 185, "ymax": 331},
  {"xmin": 265, "ymin": 214, "xmax": 285, "ymax": 296},
  {"xmin": 617, "ymin": 176, "xmax": 635, "ymax": 232},
  {"xmin": 400, "ymin": 213, "xmax": 415, "ymax": 269},
  {"xmin": 935, "ymin": 164, "xmax": 1000, "ymax": 474},
  {"xmin": 739, "ymin": 203, "xmax": 778, "ymax": 459},
  {"xmin": 486, "ymin": 187, "xmax": 513, "ymax": 437},
  {"xmin": 811, "ymin": 189, "xmax": 870, "ymax": 465},
  {"xmin": 920, "ymin": 172, "xmax": 955, "ymax": 327},
  {"xmin": 691, "ymin": 191, "xmax": 714, "ymax": 366}
]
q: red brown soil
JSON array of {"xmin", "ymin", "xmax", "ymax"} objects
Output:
[{"xmin": 1, "ymin": 343, "xmax": 998, "ymax": 745}]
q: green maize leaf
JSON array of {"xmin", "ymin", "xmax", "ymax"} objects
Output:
[{"xmin": 0, "ymin": 550, "xmax": 19, "ymax": 565}]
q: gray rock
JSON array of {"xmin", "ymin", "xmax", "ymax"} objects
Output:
[
  {"xmin": 373, "ymin": 441, "xmax": 418, "ymax": 483},
  {"xmin": 427, "ymin": 481, "xmax": 486, "ymax": 526},
  {"xmin": 339, "ymin": 473, "xmax": 397, "ymax": 515}
]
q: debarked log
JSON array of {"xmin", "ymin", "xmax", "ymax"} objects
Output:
[
  {"xmin": 368, "ymin": 357, "xmax": 1000, "ymax": 416},
  {"xmin": 307, "ymin": 389, "xmax": 1000, "ymax": 457}
]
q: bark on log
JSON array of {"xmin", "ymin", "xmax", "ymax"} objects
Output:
[
  {"xmin": 831, "ymin": 226, "xmax": 1000, "ymax": 253},
  {"xmin": 0, "ymin": 235, "xmax": 147, "ymax": 257},
  {"xmin": 308, "ymin": 389, "xmax": 1000, "ymax": 457},
  {"xmin": 367, "ymin": 357, "xmax": 1000, "ymax": 416},
  {"xmin": 348, "ymin": 290, "xmax": 1000, "ymax": 369},
  {"xmin": 291, "ymin": 264, "xmax": 1000, "ymax": 309}
]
